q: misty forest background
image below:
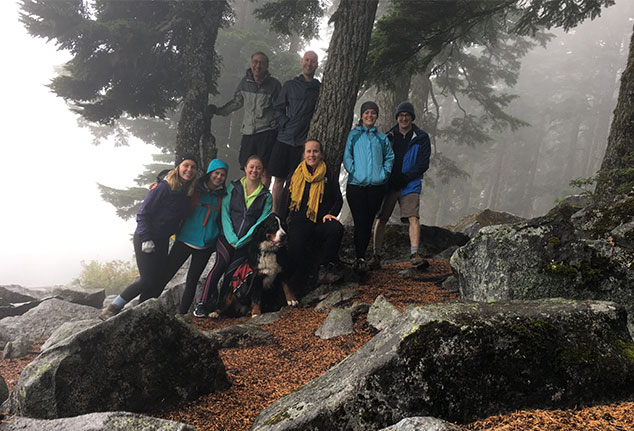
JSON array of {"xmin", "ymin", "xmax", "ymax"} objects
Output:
[{"xmin": 19, "ymin": 0, "xmax": 634, "ymax": 289}]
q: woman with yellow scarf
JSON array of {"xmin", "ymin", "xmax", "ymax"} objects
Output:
[{"xmin": 286, "ymin": 139, "xmax": 344, "ymax": 293}]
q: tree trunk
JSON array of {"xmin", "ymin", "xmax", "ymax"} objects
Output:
[
  {"xmin": 308, "ymin": 0, "xmax": 379, "ymax": 177},
  {"xmin": 174, "ymin": 3, "xmax": 227, "ymax": 166},
  {"xmin": 595, "ymin": 25, "xmax": 634, "ymax": 200}
]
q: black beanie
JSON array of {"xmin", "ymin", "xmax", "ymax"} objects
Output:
[
  {"xmin": 395, "ymin": 101, "xmax": 416, "ymax": 121},
  {"xmin": 360, "ymin": 101, "xmax": 379, "ymax": 117},
  {"xmin": 175, "ymin": 152, "xmax": 199, "ymax": 168}
]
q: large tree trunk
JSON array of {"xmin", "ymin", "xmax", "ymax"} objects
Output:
[
  {"xmin": 174, "ymin": 3, "xmax": 227, "ymax": 166},
  {"xmin": 594, "ymin": 25, "xmax": 634, "ymax": 200},
  {"xmin": 308, "ymin": 0, "xmax": 379, "ymax": 177}
]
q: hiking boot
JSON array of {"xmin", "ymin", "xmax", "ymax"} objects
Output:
[
  {"xmin": 368, "ymin": 254, "xmax": 381, "ymax": 270},
  {"xmin": 318, "ymin": 262, "xmax": 343, "ymax": 284},
  {"xmin": 99, "ymin": 303, "xmax": 122, "ymax": 321},
  {"xmin": 193, "ymin": 302, "xmax": 209, "ymax": 318},
  {"xmin": 353, "ymin": 258, "xmax": 369, "ymax": 274},
  {"xmin": 410, "ymin": 252, "xmax": 429, "ymax": 269}
]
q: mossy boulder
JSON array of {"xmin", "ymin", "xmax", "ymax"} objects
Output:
[
  {"xmin": 251, "ymin": 299, "xmax": 634, "ymax": 430},
  {"xmin": 4, "ymin": 299, "xmax": 228, "ymax": 419},
  {"xmin": 451, "ymin": 196, "xmax": 634, "ymax": 331}
]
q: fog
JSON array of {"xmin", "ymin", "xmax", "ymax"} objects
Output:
[{"xmin": 2, "ymin": 0, "xmax": 632, "ymax": 287}]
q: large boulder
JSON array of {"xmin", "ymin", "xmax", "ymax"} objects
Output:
[
  {"xmin": 449, "ymin": 209, "xmax": 527, "ymax": 238},
  {"xmin": 451, "ymin": 196, "xmax": 634, "ymax": 330},
  {"xmin": 251, "ymin": 299, "xmax": 634, "ymax": 430},
  {"xmin": 0, "ymin": 298, "xmax": 100, "ymax": 349},
  {"xmin": 0, "ymin": 299, "xmax": 45, "ymax": 320},
  {"xmin": 0, "ymin": 374, "xmax": 7, "ymax": 404},
  {"xmin": 379, "ymin": 417, "xmax": 463, "ymax": 431},
  {"xmin": 0, "ymin": 412, "xmax": 195, "ymax": 431},
  {"xmin": 0, "ymin": 285, "xmax": 39, "ymax": 306},
  {"xmin": 51, "ymin": 286, "xmax": 106, "ymax": 308},
  {"xmin": 40, "ymin": 319, "xmax": 101, "ymax": 352},
  {"xmin": 5, "ymin": 299, "xmax": 228, "ymax": 419}
]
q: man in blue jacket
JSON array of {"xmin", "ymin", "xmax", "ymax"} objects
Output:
[
  {"xmin": 270, "ymin": 50, "xmax": 320, "ymax": 213},
  {"xmin": 371, "ymin": 101, "xmax": 431, "ymax": 269}
]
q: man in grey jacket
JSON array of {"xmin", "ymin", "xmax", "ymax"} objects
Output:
[{"xmin": 210, "ymin": 51, "xmax": 281, "ymax": 187}]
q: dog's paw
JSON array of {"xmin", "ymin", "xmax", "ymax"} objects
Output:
[
  {"xmin": 209, "ymin": 311, "xmax": 220, "ymax": 319},
  {"xmin": 251, "ymin": 312, "xmax": 260, "ymax": 318},
  {"xmin": 287, "ymin": 299, "xmax": 298, "ymax": 307}
]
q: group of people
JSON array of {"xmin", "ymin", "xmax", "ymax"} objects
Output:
[{"xmin": 100, "ymin": 49, "xmax": 430, "ymax": 320}]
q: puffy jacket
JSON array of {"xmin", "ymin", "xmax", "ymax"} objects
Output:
[
  {"xmin": 386, "ymin": 124, "xmax": 431, "ymax": 196},
  {"xmin": 216, "ymin": 69, "xmax": 281, "ymax": 135},
  {"xmin": 135, "ymin": 181, "xmax": 190, "ymax": 242},
  {"xmin": 343, "ymin": 126, "xmax": 394, "ymax": 186},
  {"xmin": 176, "ymin": 159, "xmax": 229, "ymax": 248},
  {"xmin": 274, "ymin": 75, "xmax": 321, "ymax": 147},
  {"xmin": 222, "ymin": 178, "xmax": 272, "ymax": 249}
]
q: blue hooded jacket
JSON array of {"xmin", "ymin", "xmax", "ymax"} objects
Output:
[
  {"xmin": 343, "ymin": 125, "xmax": 394, "ymax": 186},
  {"xmin": 176, "ymin": 159, "xmax": 229, "ymax": 248},
  {"xmin": 386, "ymin": 124, "xmax": 431, "ymax": 195}
]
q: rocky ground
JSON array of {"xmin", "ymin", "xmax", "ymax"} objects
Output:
[{"xmin": 1, "ymin": 260, "xmax": 633, "ymax": 430}]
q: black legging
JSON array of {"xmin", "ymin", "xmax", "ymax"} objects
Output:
[
  {"xmin": 120, "ymin": 233, "xmax": 170, "ymax": 303},
  {"xmin": 139, "ymin": 240, "xmax": 215, "ymax": 313},
  {"xmin": 200, "ymin": 235, "xmax": 249, "ymax": 309},
  {"xmin": 287, "ymin": 216, "xmax": 344, "ymax": 290},
  {"xmin": 346, "ymin": 183, "xmax": 386, "ymax": 259}
]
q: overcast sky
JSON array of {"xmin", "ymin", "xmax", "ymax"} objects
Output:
[{"xmin": 1, "ymin": 1, "xmax": 158, "ymax": 287}]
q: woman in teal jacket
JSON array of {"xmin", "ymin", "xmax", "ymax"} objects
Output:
[
  {"xmin": 194, "ymin": 155, "xmax": 272, "ymax": 318},
  {"xmin": 343, "ymin": 101, "xmax": 394, "ymax": 272},
  {"xmin": 145, "ymin": 159, "xmax": 229, "ymax": 314}
]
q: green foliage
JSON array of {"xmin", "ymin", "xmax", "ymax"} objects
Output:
[
  {"xmin": 571, "ymin": 154, "xmax": 634, "ymax": 197},
  {"xmin": 72, "ymin": 259, "xmax": 138, "ymax": 295},
  {"xmin": 254, "ymin": 0, "xmax": 326, "ymax": 40}
]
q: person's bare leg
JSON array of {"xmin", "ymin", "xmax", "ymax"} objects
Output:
[
  {"xmin": 262, "ymin": 170, "xmax": 271, "ymax": 189},
  {"xmin": 272, "ymin": 176, "xmax": 285, "ymax": 214},
  {"xmin": 373, "ymin": 218, "xmax": 387, "ymax": 251},
  {"xmin": 408, "ymin": 216, "xmax": 420, "ymax": 249}
]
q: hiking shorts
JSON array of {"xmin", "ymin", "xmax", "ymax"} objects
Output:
[
  {"xmin": 239, "ymin": 129, "xmax": 277, "ymax": 169},
  {"xmin": 268, "ymin": 141, "xmax": 304, "ymax": 179},
  {"xmin": 377, "ymin": 189, "xmax": 420, "ymax": 223}
]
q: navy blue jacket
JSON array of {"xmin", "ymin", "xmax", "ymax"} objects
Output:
[
  {"xmin": 136, "ymin": 181, "xmax": 190, "ymax": 242},
  {"xmin": 386, "ymin": 124, "xmax": 431, "ymax": 195},
  {"xmin": 274, "ymin": 75, "xmax": 321, "ymax": 147}
]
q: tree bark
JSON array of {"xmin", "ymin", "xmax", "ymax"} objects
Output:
[
  {"xmin": 308, "ymin": 0, "xmax": 379, "ymax": 177},
  {"xmin": 594, "ymin": 25, "xmax": 634, "ymax": 200},
  {"xmin": 174, "ymin": 3, "xmax": 227, "ymax": 166}
]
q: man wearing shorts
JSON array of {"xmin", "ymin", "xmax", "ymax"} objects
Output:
[
  {"xmin": 210, "ymin": 51, "xmax": 281, "ymax": 187},
  {"xmin": 270, "ymin": 50, "xmax": 320, "ymax": 214},
  {"xmin": 371, "ymin": 101, "xmax": 431, "ymax": 269}
]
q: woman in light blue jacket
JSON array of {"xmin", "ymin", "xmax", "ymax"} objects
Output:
[{"xmin": 343, "ymin": 101, "xmax": 394, "ymax": 272}]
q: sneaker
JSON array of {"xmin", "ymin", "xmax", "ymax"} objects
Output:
[
  {"xmin": 353, "ymin": 258, "xmax": 369, "ymax": 273},
  {"xmin": 193, "ymin": 302, "xmax": 209, "ymax": 318},
  {"xmin": 318, "ymin": 262, "xmax": 343, "ymax": 284},
  {"xmin": 368, "ymin": 254, "xmax": 381, "ymax": 270},
  {"xmin": 410, "ymin": 252, "xmax": 429, "ymax": 269},
  {"xmin": 99, "ymin": 303, "xmax": 122, "ymax": 321}
]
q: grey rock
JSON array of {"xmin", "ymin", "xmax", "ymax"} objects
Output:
[
  {"xmin": 0, "ymin": 411, "xmax": 195, "ymax": 431},
  {"xmin": 441, "ymin": 276, "xmax": 460, "ymax": 294},
  {"xmin": 315, "ymin": 308, "xmax": 353, "ymax": 339},
  {"xmin": 51, "ymin": 286, "xmax": 106, "ymax": 309},
  {"xmin": 0, "ymin": 299, "xmax": 45, "ymax": 319},
  {"xmin": 449, "ymin": 209, "xmax": 526, "ymax": 238},
  {"xmin": 0, "ymin": 285, "xmax": 38, "ymax": 306},
  {"xmin": 2, "ymin": 336, "xmax": 33, "ymax": 359},
  {"xmin": 451, "ymin": 197, "xmax": 634, "ymax": 331},
  {"xmin": 250, "ymin": 311, "xmax": 282, "ymax": 325},
  {"xmin": 314, "ymin": 289, "xmax": 358, "ymax": 313},
  {"xmin": 0, "ymin": 298, "xmax": 100, "ymax": 349},
  {"xmin": 41, "ymin": 319, "xmax": 101, "ymax": 352},
  {"xmin": 380, "ymin": 417, "xmax": 464, "ymax": 431},
  {"xmin": 433, "ymin": 245, "xmax": 460, "ymax": 261},
  {"xmin": 302, "ymin": 283, "xmax": 358, "ymax": 307},
  {"xmin": 252, "ymin": 299, "xmax": 634, "ymax": 431},
  {"xmin": 5, "ymin": 299, "xmax": 228, "ymax": 419},
  {"xmin": 205, "ymin": 324, "xmax": 278, "ymax": 348},
  {"xmin": 367, "ymin": 295, "xmax": 402, "ymax": 331}
]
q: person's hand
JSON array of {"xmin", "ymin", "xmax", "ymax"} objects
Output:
[
  {"xmin": 141, "ymin": 240, "xmax": 156, "ymax": 253},
  {"xmin": 322, "ymin": 214, "xmax": 339, "ymax": 223},
  {"xmin": 149, "ymin": 182, "xmax": 157, "ymax": 190}
]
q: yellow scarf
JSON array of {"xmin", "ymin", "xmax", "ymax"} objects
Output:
[{"xmin": 289, "ymin": 160, "xmax": 326, "ymax": 222}]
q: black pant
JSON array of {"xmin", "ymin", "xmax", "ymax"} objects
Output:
[
  {"xmin": 139, "ymin": 240, "xmax": 215, "ymax": 313},
  {"xmin": 120, "ymin": 233, "xmax": 169, "ymax": 303},
  {"xmin": 287, "ymin": 216, "xmax": 344, "ymax": 290},
  {"xmin": 346, "ymin": 183, "xmax": 386, "ymax": 259},
  {"xmin": 200, "ymin": 235, "xmax": 249, "ymax": 308}
]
